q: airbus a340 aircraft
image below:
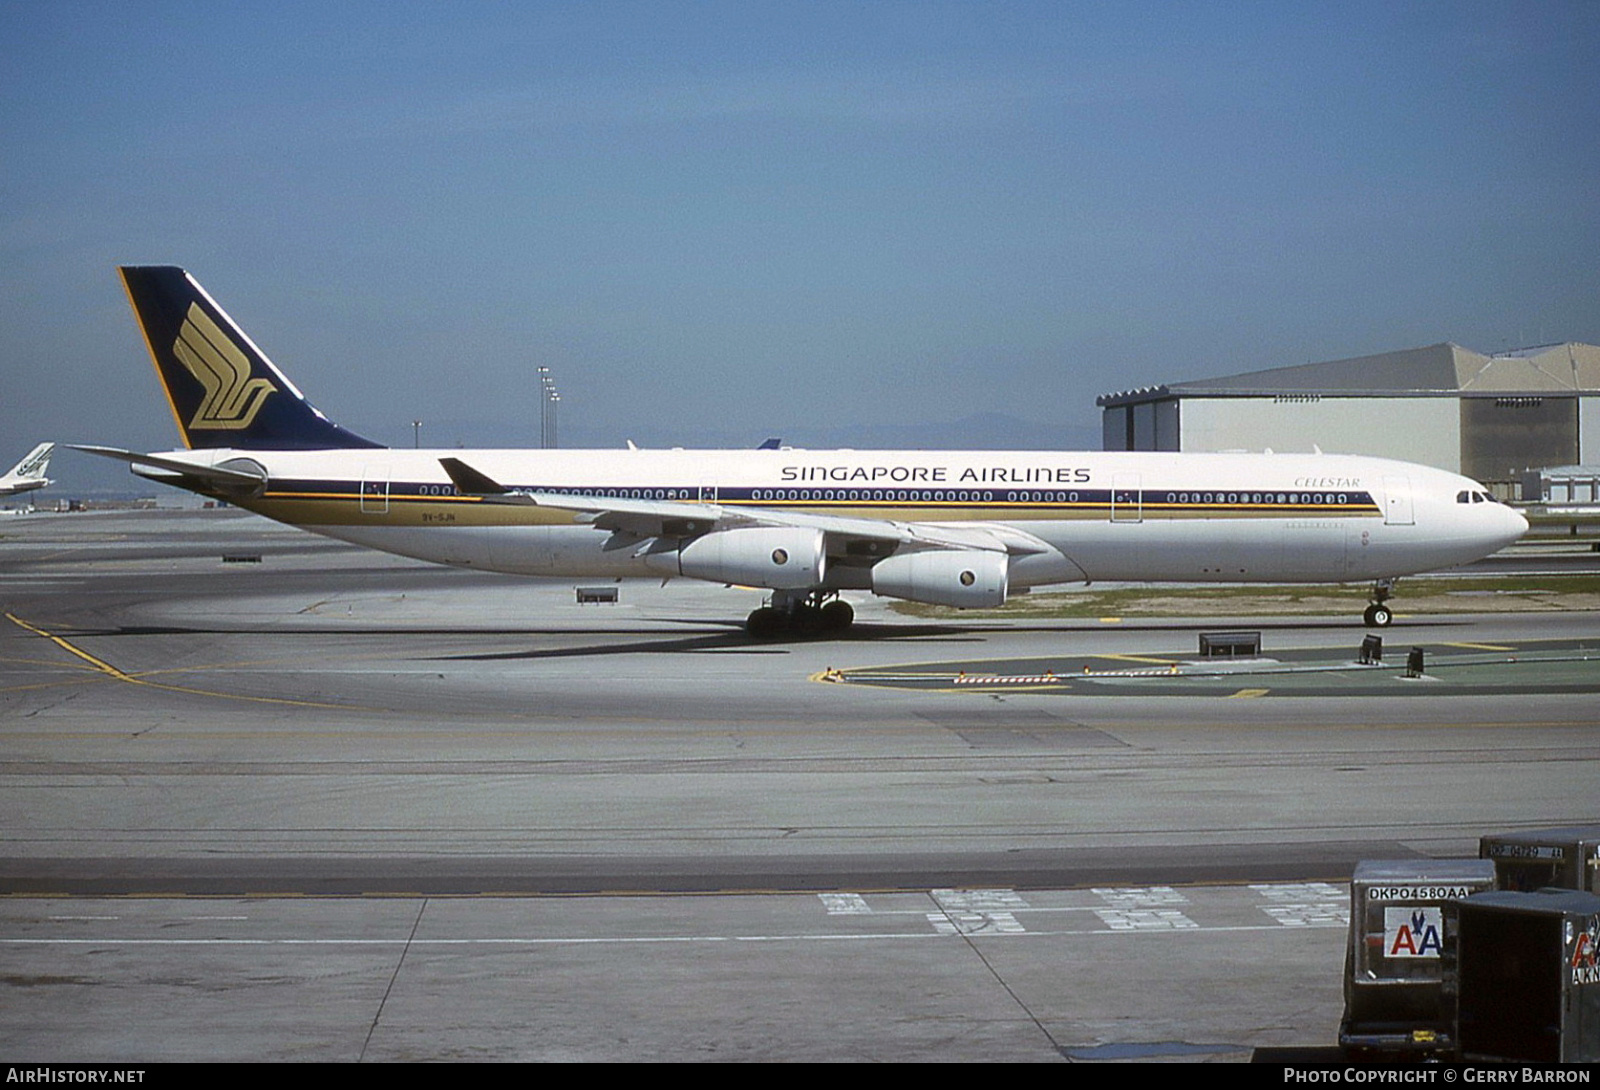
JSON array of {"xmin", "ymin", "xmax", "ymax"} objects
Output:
[
  {"xmin": 80, "ymin": 266, "xmax": 1527, "ymax": 636},
  {"xmin": 0, "ymin": 442, "xmax": 55, "ymax": 498}
]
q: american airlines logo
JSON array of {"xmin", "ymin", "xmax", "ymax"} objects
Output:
[{"xmin": 172, "ymin": 303, "xmax": 275, "ymax": 430}]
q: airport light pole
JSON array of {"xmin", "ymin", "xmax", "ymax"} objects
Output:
[
  {"xmin": 412, "ymin": 420, "xmax": 422, "ymax": 449},
  {"xmin": 538, "ymin": 367, "xmax": 559, "ymax": 449},
  {"xmin": 538, "ymin": 367, "xmax": 549, "ymax": 448}
]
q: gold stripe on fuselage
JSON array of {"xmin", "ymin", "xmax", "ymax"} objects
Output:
[{"xmin": 248, "ymin": 488, "xmax": 1382, "ymax": 529}]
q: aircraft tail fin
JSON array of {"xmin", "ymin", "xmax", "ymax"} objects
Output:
[
  {"xmin": 6, "ymin": 442, "xmax": 54, "ymax": 481},
  {"xmin": 117, "ymin": 266, "xmax": 382, "ymax": 451}
]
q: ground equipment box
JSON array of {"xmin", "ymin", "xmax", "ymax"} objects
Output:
[
  {"xmin": 1340, "ymin": 858, "xmax": 1496, "ymax": 1058},
  {"xmin": 1480, "ymin": 824, "xmax": 1600, "ymax": 893},
  {"xmin": 1451, "ymin": 888, "xmax": 1600, "ymax": 1063},
  {"xmin": 1197, "ymin": 630, "xmax": 1259, "ymax": 657}
]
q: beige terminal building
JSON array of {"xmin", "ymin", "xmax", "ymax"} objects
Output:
[{"xmin": 1098, "ymin": 342, "xmax": 1600, "ymax": 499}]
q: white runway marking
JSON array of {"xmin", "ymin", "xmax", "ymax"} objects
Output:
[
  {"xmin": 1249, "ymin": 881, "xmax": 1348, "ymax": 926},
  {"xmin": 1092, "ymin": 908, "xmax": 1200, "ymax": 931},
  {"xmin": 818, "ymin": 893, "xmax": 870, "ymax": 914},
  {"xmin": 1249, "ymin": 882, "xmax": 1345, "ymax": 902},
  {"xmin": 1092, "ymin": 885, "xmax": 1189, "ymax": 908},
  {"xmin": 1259, "ymin": 903, "xmax": 1349, "ymax": 927},
  {"xmin": 930, "ymin": 888, "xmax": 1030, "ymax": 911},
  {"xmin": 926, "ymin": 911, "xmax": 1026, "ymax": 935}
]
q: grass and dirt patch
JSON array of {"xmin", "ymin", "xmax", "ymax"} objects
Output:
[{"xmin": 888, "ymin": 574, "xmax": 1600, "ymax": 620}]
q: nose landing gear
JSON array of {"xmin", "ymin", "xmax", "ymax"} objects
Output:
[{"xmin": 1363, "ymin": 579, "xmax": 1396, "ymax": 628}]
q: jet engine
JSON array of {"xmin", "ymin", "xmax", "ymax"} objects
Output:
[
  {"xmin": 870, "ymin": 548, "xmax": 1009, "ymax": 608},
  {"xmin": 645, "ymin": 526, "xmax": 826, "ymax": 589}
]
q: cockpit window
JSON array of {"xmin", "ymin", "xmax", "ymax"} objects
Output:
[{"xmin": 1457, "ymin": 491, "xmax": 1471, "ymax": 503}]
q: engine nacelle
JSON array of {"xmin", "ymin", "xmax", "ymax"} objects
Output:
[
  {"xmin": 871, "ymin": 548, "xmax": 1009, "ymax": 608},
  {"xmin": 644, "ymin": 527, "xmax": 826, "ymax": 589}
]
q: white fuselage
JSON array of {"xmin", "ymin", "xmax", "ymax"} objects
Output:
[{"xmin": 143, "ymin": 446, "xmax": 1528, "ymax": 593}]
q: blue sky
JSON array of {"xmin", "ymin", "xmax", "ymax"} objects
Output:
[{"xmin": 2, "ymin": 1, "xmax": 1597, "ymax": 486}]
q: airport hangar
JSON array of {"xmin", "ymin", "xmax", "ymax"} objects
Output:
[{"xmin": 1097, "ymin": 341, "xmax": 1600, "ymax": 500}]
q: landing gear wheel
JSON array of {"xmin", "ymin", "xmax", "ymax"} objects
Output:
[
  {"xmin": 748, "ymin": 591, "xmax": 850, "ymax": 640},
  {"xmin": 791, "ymin": 605, "xmax": 825, "ymax": 637},
  {"xmin": 746, "ymin": 606, "xmax": 785, "ymax": 639},
  {"xmin": 1363, "ymin": 579, "xmax": 1396, "ymax": 628},
  {"xmin": 818, "ymin": 599, "xmax": 854, "ymax": 634}
]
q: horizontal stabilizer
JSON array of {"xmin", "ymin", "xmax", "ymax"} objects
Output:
[{"xmin": 71, "ymin": 445, "xmax": 268, "ymax": 487}]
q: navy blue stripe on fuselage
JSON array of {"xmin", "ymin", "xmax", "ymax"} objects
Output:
[{"xmin": 261, "ymin": 479, "xmax": 1382, "ymax": 515}]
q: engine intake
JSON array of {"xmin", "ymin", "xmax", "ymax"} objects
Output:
[
  {"xmin": 871, "ymin": 548, "xmax": 1008, "ymax": 608},
  {"xmin": 645, "ymin": 526, "xmax": 826, "ymax": 589}
]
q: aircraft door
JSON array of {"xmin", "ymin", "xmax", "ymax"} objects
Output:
[
  {"xmin": 1111, "ymin": 473, "xmax": 1142, "ymax": 523},
  {"xmin": 360, "ymin": 465, "xmax": 390, "ymax": 514},
  {"xmin": 1382, "ymin": 476, "xmax": 1414, "ymax": 526}
]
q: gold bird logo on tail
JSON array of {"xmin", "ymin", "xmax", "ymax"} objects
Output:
[{"xmin": 172, "ymin": 303, "xmax": 276, "ymax": 429}]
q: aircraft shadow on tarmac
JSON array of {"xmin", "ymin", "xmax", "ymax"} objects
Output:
[
  {"xmin": 62, "ymin": 621, "xmax": 992, "ymax": 661},
  {"xmin": 420, "ymin": 615, "xmax": 1473, "ymax": 664},
  {"xmin": 441, "ymin": 622, "xmax": 989, "ymax": 661},
  {"xmin": 73, "ymin": 615, "xmax": 1466, "ymax": 650}
]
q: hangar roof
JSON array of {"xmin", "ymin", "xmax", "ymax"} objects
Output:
[{"xmin": 1097, "ymin": 342, "xmax": 1600, "ymax": 407}]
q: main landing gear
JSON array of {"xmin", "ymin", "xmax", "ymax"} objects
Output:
[
  {"xmin": 1363, "ymin": 579, "xmax": 1396, "ymax": 628},
  {"xmin": 746, "ymin": 590, "xmax": 854, "ymax": 639}
]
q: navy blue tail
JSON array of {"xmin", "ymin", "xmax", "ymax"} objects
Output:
[{"xmin": 119, "ymin": 266, "xmax": 382, "ymax": 451}]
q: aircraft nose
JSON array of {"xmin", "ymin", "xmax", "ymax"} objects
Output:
[
  {"xmin": 1478, "ymin": 500, "xmax": 1529, "ymax": 552},
  {"xmin": 1505, "ymin": 503, "xmax": 1530, "ymax": 542}
]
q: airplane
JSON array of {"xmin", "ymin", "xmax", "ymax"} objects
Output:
[
  {"xmin": 0, "ymin": 442, "xmax": 55, "ymax": 498},
  {"xmin": 78, "ymin": 266, "xmax": 1528, "ymax": 637}
]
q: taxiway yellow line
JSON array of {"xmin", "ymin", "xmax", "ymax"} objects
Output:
[
  {"xmin": 4, "ymin": 612, "xmax": 368, "ymax": 711},
  {"xmin": 5, "ymin": 613, "xmax": 136, "ymax": 680}
]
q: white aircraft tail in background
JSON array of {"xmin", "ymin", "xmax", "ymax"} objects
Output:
[{"xmin": 0, "ymin": 442, "xmax": 54, "ymax": 498}]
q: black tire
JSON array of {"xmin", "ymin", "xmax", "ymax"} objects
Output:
[
  {"xmin": 818, "ymin": 599, "xmax": 854, "ymax": 633},
  {"xmin": 746, "ymin": 607, "xmax": 785, "ymax": 639},
  {"xmin": 791, "ymin": 605, "xmax": 825, "ymax": 637},
  {"xmin": 1364, "ymin": 604, "xmax": 1392, "ymax": 628}
]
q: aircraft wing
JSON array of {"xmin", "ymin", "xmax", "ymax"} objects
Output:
[
  {"xmin": 440, "ymin": 457, "xmax": 1049, "ymax": 555},
  {"xmin": 72, "ymin": 445, "xmax": 269, "ymax": 488},
  {"xmin": 441, "ymin": 455, "xmax": 731, "ymax": 538}
]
